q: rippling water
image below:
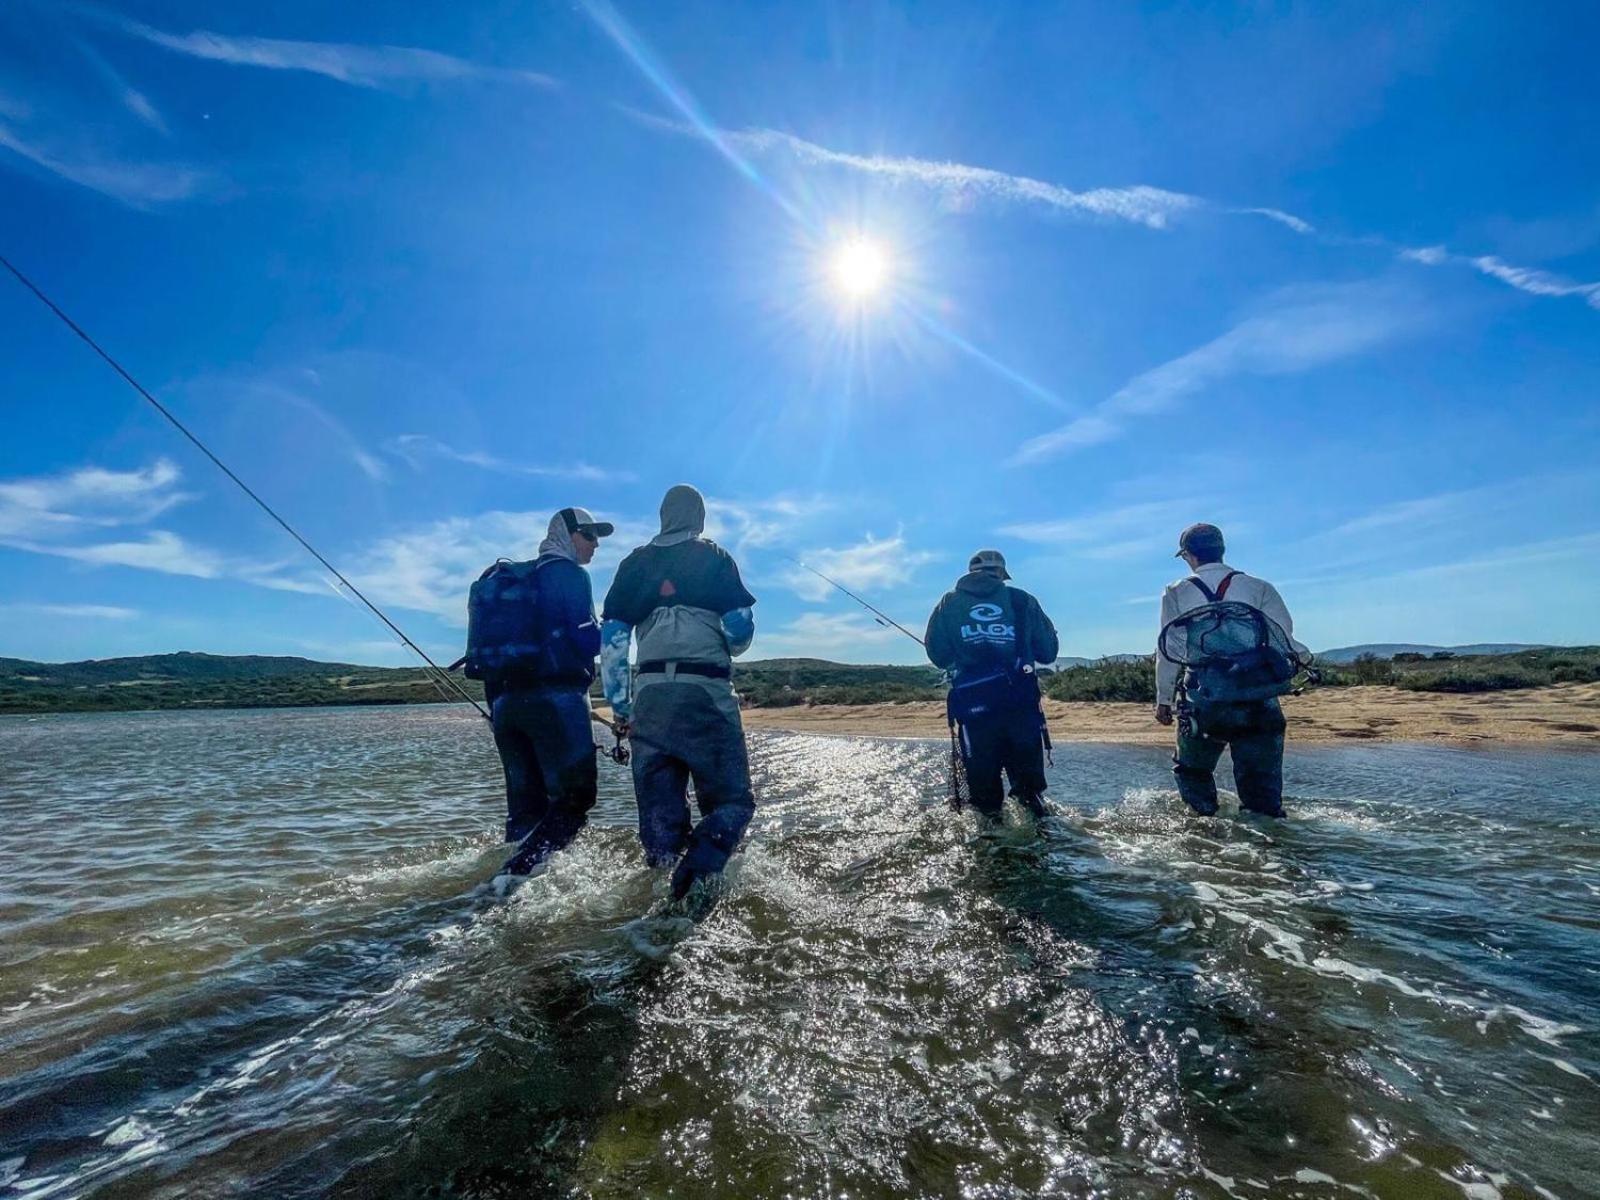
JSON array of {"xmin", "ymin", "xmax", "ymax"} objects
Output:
[{"xmin": 1, "ymin": 706, "xmax": 1596, "ymax": 1199}]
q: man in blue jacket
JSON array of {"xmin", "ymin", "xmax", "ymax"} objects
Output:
[
  {"xmin": 493, "ymin": 506, "xmax": 613, "ymax": 876},
  {"xmin": 925, "ymin": 549, "xmax": 1060, "ymax": 820}
]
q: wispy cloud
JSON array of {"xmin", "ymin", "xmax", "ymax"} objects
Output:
[
  {"xmin": 1011, "ymin": 283, "xmax": 1427, "ymax": 465},
  {"xmin": 0, "ymin": 121, "xmax": 209, "ymax": 206},
  {"xmin": 725, "ymin": 126, "xmax": 1199, "ymax": 230},
  {"xmin": 388, "ymin": 434, "xmax": 634, "ymax": 483},
  {"xmin": 0, "ymin": 602, "xmax": 139, "ymax": 620},
  {"xmin": 0, "ymin": 458, "xmax": 192, "ymax": 539},
  {"xmin": 1401, "ymin": 246, "xmax": 1600, "ymax": 310},
  {"xmin": 93, "ymin": 9, "xmax": 558, "ymax": 91},
  {"xmin": 341, "ymin": 507, "xmax": 647, "ymax": 623},
  {"xmin": 704, "ymin": 495, "xmax": 836, "ymax": 554},
  {"xmin": 781, "ymin": 532, "xmax": 935, "ymax": 602},
  {"xmin": 625, "ymin": 111, "xmax": 1200, "ymax": 231},
  {"xmin": 0, "ymin": 458, "xmax": 320, "ymax": 592},
  {"xmin": 751, "ymin": 611, "xmax": 902, "ymax": 660},
  {"xmin": 34, "ymin": 530, "xmax": 227, "ymax": 578},
  {"xmin": 1002, "ymin": 499, "xmax": 1201, "ymax": 546}
]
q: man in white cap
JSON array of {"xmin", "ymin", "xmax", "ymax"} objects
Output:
[
  {"xmin": 925, "ymin": 548, "xmax": 1059, "ymax": 819},
  {"xmin": 1155, "ymin": 522, "xmax": 1304, "ymax": 817},
  {"xmin": 473, "ymin": 506, "xmax": 614, "ymax": 875}
]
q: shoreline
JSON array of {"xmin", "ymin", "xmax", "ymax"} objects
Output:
[{"xmin": 735, "ymin": 682, "xmax": 1600, "ymax": 748}]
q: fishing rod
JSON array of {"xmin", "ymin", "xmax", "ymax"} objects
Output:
[
  {"xmin": 783, "ymin": 555, "xmax": 925, "ymax": 647},
  {"xmin": 0, "ymin": 251, "xmax": 489, "ymax": 721}
]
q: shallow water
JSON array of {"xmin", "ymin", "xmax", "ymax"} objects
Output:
[{"xmin": 1, "ymin": 706, "xmax": 1596, "ymax": 1200}]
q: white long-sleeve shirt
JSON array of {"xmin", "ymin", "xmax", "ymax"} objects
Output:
[{"xmin": 1155, "ymin": 561, "xmax": 1306, "ymax": 706}]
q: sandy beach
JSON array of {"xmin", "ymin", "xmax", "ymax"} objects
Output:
[{"xmin": 731, "ymin": 681, "xmax": 1600, "ymax": 747}]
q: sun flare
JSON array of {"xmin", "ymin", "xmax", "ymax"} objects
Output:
[{"xmin": 828, "ymin": 237, "xmax": 891, "ymax": 300}]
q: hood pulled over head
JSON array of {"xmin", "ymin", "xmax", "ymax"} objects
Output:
[
  {"xmin": 652, "ymin": 484, "xmax": 706, "ymax": 547},
  {"xmin": 538, "ymin": 511, "xmax": 580, "ymax": 563}
]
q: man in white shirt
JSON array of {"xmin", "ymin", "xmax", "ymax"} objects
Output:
[{"xmin": 1154, "ymin": 523, "xmax": 1305, "ymax": 817}]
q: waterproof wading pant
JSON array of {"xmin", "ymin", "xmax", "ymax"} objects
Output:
[
  {"xmin": 1173, "ymin": 698, "xmax": 1286, "ymax": 817},
  {"xmin": 958, "ymin": 705, "xmax": 1048, "ymax": 817},
  {"xmin": 491, "ymin": 686, "xmax": 598, "ymax": 868},
  {"xmin": 630, "ymin": 680, "xmax": 755, "ymax": 877}
]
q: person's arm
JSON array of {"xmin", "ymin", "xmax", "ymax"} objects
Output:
[
  {"xmin": 1155, "ymin": 586, "xmax": 1180, "ymax": 714},
  {"xmin": 600, "ymin": 619, "xmax": 633, "ymax": 720},
  {"xmin": 1028, "ymin": 595, "xmax": 1059, "ymax": 665},
  {"xmin": 550, "ymin": 563, "xmax": 601, "ymax": 661},
  {"xmin": 925, "ymin": 597, "xmax": 956, "ymax": 670},
  {"xmin": 712, "ymin": 550, "xmax": 757, "ymax": 656},
  {"xmin": 721, "ymin": 607, "xmax": 755, "ymax": 657}
]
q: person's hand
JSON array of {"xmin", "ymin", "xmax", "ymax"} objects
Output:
[
  {"xmin": 1155, "ymin": 704, "xmax": 1174, "ymax": 726},
  {"xmin": 615, "ymin": 718, "xmax": 631, "ymax": 740}
]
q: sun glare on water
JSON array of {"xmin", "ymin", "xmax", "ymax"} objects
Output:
[{"xmin": 828, "ymin": 237, "xmax": 891, "ymax": 301}]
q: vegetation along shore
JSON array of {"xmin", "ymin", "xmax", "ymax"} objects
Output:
[{"xmin": 4, "ymin": 648, "xmax": 1596, "ymax": 747}]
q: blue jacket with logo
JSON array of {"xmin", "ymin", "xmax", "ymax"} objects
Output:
[{"xmin": 924, "ymin": 572, "xmax": 1059, "ymax": 680}]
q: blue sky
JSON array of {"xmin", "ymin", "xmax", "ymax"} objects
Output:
[{"xmin": 2, "ymin": 0, "xmax": 1597, "ymax": 666}]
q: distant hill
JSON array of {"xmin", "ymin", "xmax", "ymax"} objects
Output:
[
  {"xmin": 5, "ymin": 646, "xmax": 1590, "ymax": 715},
  {"xmin": 1315, "ymin": 643, "xmax": 1548, "ymax": 664},
  {"xmin": 0, "ymin": 652, "xmax": 472, "ymax": 714}
]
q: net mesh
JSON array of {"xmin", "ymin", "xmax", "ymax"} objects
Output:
[{"xmin": 1159, "ymin": 601, "xmax": 1308, "ymax": 670}]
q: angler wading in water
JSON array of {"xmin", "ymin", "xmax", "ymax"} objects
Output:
[
  {"xmin": 926, "ymin": 549, "xmax": 1060, "ymax": 820},
  {"xmin": 601, "ymin": 484, "xmax": 758, "ymax": 900},
  {"xmin": 1155, "ymin": 523, "xmax": 1311, "ymax": 818},
  {"xmin": 464, "ymin": 507, "xmax": 614, "ymax": 876}
]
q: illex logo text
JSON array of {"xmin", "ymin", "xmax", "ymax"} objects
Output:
[{"xmin": 961, "ymin": 602, "xmax": 1014, "ymax": 643}]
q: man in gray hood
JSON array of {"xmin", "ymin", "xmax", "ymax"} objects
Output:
[
  {"xmin": 925, "ymin": 549, "xmax": 1059, "ymax": 819},
  {"xmin": 600, "ymin": 485, "xmax": 758, "ymax": 900}
]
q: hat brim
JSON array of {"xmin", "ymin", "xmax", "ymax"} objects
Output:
[{"xmin": 581, "ymin": 521, "xmax": 615, "ymax": 538}]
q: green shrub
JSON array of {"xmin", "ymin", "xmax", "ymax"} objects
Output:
[
  {"xmin": 1398, "ymin": 668, "xmax": 1540, "ymax": 693},
  {"xmin": 1042, "ymin": 657, "xmax": 1155, "ymax": 703},
  {"xmin": 1350, "ymin": 654, "xmax": 1394, "ymax": 685}
]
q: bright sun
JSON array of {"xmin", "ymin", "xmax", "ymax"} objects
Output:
[{"xmin": 828, "ymin": 237, "xmax": 891, "ymax": 300}]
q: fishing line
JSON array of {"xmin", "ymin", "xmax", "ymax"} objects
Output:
[
  {"xmin": 0, "ymin": 251, "xmax": 490, "ymax": 721},
  {"xmin": 782, "ymin": 554, "xmax": 925, "ymax": 647}
]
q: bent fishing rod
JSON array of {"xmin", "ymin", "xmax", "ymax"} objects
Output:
[
  {"xmin": 782, "ymin": 555, "xmax": 924, "ymax": 647},
  {"xmin": 0, "ymin": 251, "xmax": 495, "ymax": 719}
]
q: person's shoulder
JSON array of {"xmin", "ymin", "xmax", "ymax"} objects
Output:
[
  {"xmin": 538, "ymin": 557, "xmax": 586, "ymax": 584},
  {"xmin": 1232, "ymin": 568, "xmax": 1277, "ymax": 591},
  {"xmin": 1161, "ymin": 575, "xmax": 1190, "ymax": 596},
  {"xmin": 694, "ymin": 537, "xmax": 738, "ymax": 563}
]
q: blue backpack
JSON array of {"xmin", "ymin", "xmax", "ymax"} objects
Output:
[
  {"xmin": 464, "ymin": 559, "xmax": 547, "ymax": 683},
  {"xmin": 1158, "ymin": 574, "xmax": 1308, "ymax": 715}
]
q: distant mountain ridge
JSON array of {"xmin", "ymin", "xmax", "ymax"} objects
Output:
[{"xmin": 1313, "ymin": 643, "xmax": 1548, "ymax": 664}]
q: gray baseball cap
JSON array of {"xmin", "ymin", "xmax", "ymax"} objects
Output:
[
  {"xmin": 968, "ymin": 548, "xmax": 1010, "ymax": 579},
  {"xmin": 1175, "ymin": 522, "xmax": 1224, "ymax": 557}
]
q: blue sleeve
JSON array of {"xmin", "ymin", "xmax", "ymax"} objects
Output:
[
  {"xmin": 600, "ymin": 618, "xmax": 633, "ymax": 718},
  {"xmin": 721, "ymin": 606, "xmax": 754, "ymax": 656},
  {"xmin": 544, "ymin": 561, "xmax": 599, "ymax": 661}
]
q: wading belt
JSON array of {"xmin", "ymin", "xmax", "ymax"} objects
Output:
[{"xmin": 637, "ymin": 660, "xmax": 731, "ymax": 679}]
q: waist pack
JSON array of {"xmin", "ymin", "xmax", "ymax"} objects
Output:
[
  {"xmin": 946, "ymin": 666, "xmax": 1039, "ymax": 724},
  {"xmin": 464, "ymin": 559, "xmax": 548, "ymax": 683}
]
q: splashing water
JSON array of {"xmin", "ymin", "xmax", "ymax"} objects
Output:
[{"xmin": 1, "ymin": 706, "xmax": 1595, "ymax": 1198}]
